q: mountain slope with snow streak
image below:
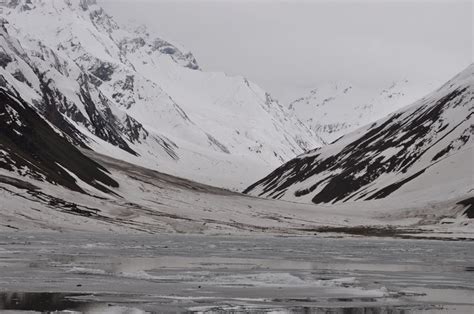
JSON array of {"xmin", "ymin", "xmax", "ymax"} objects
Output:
[
  {"xmin": 0, "ymin": 80, "xmax": 118, "ymax": 195},
  {"xmin": 245, "ymin": 65, "xmax": 474, "ymax": 205},
  {"xmin": 0, "ymin": 0, "xmax": 319, "ymax": 189}
]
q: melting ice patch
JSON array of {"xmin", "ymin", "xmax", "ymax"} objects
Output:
[
  {"xmin": 67, "ymin": 267, "xmax": 107, "ymax": 275},
  {"xmin": 193, "ymin": 272, "xmax": 357, "ymax": 288},
  {"xmin": 91, "ymin": 268, "xmax": 369, "ymax": 291}
]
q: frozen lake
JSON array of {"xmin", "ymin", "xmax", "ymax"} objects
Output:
[{"xmin": 0, "ymin": 233, "xmax": 472, "ymax": 313}]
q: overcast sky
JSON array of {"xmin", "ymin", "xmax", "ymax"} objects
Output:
[{"xmin": 99, "ymin": 0, "xmax": 472, "ymax": 103}]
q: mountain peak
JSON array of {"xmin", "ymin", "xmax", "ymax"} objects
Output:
[
  {"xmin": 2, "ymin": 0, "xmax": 200, "ymax": 71},
  {"xmin": 2, "ymin": 0, "xmax": 97, "ymax": 12}
]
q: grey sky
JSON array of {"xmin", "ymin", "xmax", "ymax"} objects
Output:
[{"xmin": 99, "ymin": 0, "xmax": 472, "ymax": 103}]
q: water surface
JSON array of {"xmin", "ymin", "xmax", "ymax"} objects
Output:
[{"xmin": 0, "ymin": 233, "xmax": 472, "ymax": 313}]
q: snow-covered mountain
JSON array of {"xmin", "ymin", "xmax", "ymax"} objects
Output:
[
  {"xmin": 289, "ymin": 80, "xmax": 441, "ymax": 144},
  {"xmin": 245, "ymin": 65, "xmax": 474, "ymax": 205},
  {"xmin": 0, "ymin": 0, "xmax": 320, "ymax": 190}
]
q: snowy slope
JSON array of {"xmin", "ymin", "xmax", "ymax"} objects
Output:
[
  {"xmin": 245, "ymin": 65, "xmax": 474, "ymax": 205},
  {"xmin": 0, "ymin": 0, "xmax": 320, "ymax": 189},
  {"xmin": 289, "ymin": 80, "xmax": 441, "ymax": 144}
]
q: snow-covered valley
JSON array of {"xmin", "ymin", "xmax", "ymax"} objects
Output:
[
  {"xmin": 0, "ymin": 147, "xmax": 472, "ymax": 239},
  {"xmin": 0, "ymin": 0, "xmax": 472, "ymax": 312},
  {"xmin": 0, "ymin": 0, "xmax": 471, "ymax": 241},
  {"xmin": 0, "ymin": 0, "xmax": 470, "ymax": 239}
]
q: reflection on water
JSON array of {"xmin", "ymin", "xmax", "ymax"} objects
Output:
[
  {"xmin": 0, "ymin": 292, "xmax": 85, "ymax": 312},
  {"xmin": 0, "ymin": 292, "xmax": 148, "ymax": 313},
  {"xmin": 199, "ymin": 307, "xmax": 411, "ymax": 314},
  {"xmin": 295, "ymin": 309, "xmax": 409, "ymax": 314},
  {"xmin": 0, "ymin": 234, "xmax": 472, "ymax": 313},
  {"xmin": 0, "ymin": 292, "xmax": 446, "ymax": 314}
]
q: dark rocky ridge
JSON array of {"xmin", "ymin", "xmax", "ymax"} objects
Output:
[{"xmin": 0, "ymin": 86, "xmax": 118, "ymax": 194}]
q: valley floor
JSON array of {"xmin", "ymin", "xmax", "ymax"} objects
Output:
[
  {"xmin": 0, "ymin": 150, "xmax": 472, "ymax": 240},
  {"xmin": 0, "ymin": 233, "xmax": 473, "ymax": 313}
]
